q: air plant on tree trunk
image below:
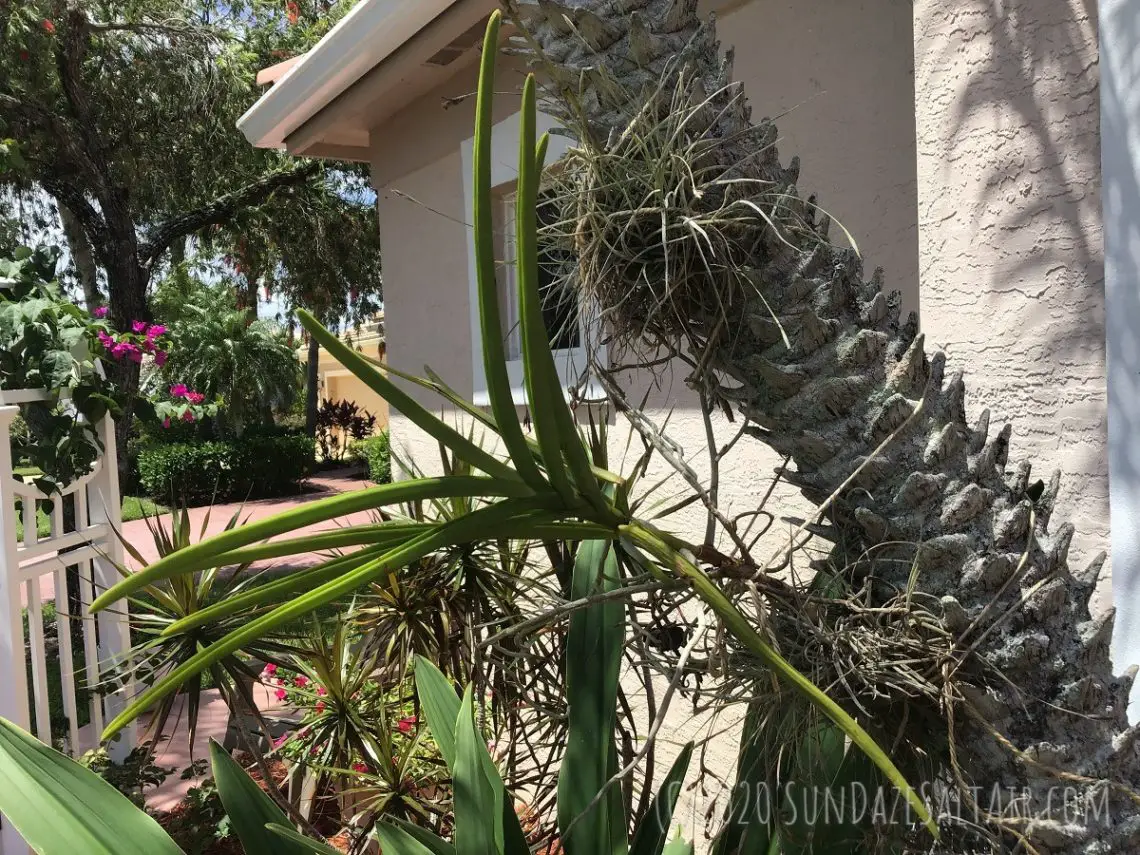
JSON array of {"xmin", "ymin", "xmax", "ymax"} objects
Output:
[{"xmin": 505, "ymin": 0, "xmax": 1140, "ymax": 851}]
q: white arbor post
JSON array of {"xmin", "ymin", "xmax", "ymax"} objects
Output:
[
  {"xmin": 89, "ymin": 413, "xmax": 135, "ymax": 759},
  {"xmin": 0, "ymin": 406, "xmax": 31, "ymax": 854},
  {"xmin": 0, "ymin": 393, "xmax": 135, "ymax": 853}
]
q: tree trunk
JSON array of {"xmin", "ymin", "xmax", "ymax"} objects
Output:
[
  {"xmin": 305, "ymin": 333, "xmax": 320, "ymax": 437},
  {"xmin": 105, "ymin": 254, "xmax": 150, "ymax": 489},
  {"xmin": 513, "ymin": 2, "xmax": 1139, "ymax": 852},
  {"xmin": 58, "ymin": 204, "xmax": 101, "ymax": 310}
]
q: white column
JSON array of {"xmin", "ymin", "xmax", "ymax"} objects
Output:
[
  {"xmin": 912, "ymin": 1, "xmax": 1108, "ymax": 585},
  {"xmin": 1101, "ymin": 0, "xmax": 1140, "ymax": 719},
  {"xmin": 0, "ymin": 406, "xmax": 30, "ymax": 853}
]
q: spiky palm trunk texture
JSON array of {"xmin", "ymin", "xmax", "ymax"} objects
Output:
[{"xmin": 509, "ymin": 1, "xmax": 1139, "ymax": 851}]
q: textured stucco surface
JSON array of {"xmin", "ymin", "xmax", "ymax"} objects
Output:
[{"xmin": 913, "ymin": 0, "xmax": 1110, "ymax": 613}]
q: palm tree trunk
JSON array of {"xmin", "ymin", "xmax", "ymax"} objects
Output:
[
  {"xmin": 511, "ymin": 2, "xmax": 1139, "ymax": 851},
  {"xmin": 305, "ymin": 333, "xmax": 320, "ymax": 438}
]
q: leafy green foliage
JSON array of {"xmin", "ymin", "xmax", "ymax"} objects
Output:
[
  {"xmin": 0, "ymin": 246, "xmax": 119, "ymax": 493},
  {"xmin": 158, "ymin": 282, "xmax": 301, "ymax": 434},
  {"xmin": 349, "ymin": 429, "xmax": 391, "ymax": 483},
  {"xmin": 137, "ymin": 433, "xmax": 314, "ymax": 504},
  {"xmin": 107, "ymin": 500, "xmax": 305, "ymax": 748},
  {"xmin": 89, "ymin": 13, "xmax": 936, "ymax": 842},
  {"xmin": 78, "ymin": 744, "xmax": 175, "ymax": 810},
  {"xmin": 0, "ymin": 717, "xmax": 331, "ymax": 854},
  {"xmin": 264, "ymin": 617, "xmax": 454, "ymax": 829}
]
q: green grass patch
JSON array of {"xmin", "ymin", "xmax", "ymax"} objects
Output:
[{"xmin": 12, "ymin": 496, "xmax": 169, "ymax": 541}]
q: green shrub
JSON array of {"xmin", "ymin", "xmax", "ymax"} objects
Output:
[
  {"xmin": 137, "ymin": 434, "xmax": 314, "ymax": 504},
  {"xmin": 350, "ymin": 430, "xmax": 390, "ymax": 483}
]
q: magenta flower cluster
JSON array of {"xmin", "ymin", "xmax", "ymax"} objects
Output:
[
  {"xmin": 95, "ymin": 316, "xmax": 170, "ymax": 367},
  {"xmin": 162, "ymin": 383, "xmax": 207, "ymax": 428}
]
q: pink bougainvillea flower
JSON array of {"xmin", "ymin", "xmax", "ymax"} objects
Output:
[
  {"xmin": 294, "ymin": 675, "xmax": 309, "ymax": 688},
  {"xmin": 316, "ymin": 685, "xmax": 327, "ymax": 697},
  {"xmin": 110, "ymin": 343, "xmax": 129, "ymax": 360},
  {"xmin": 162, "ymin": 417, "xmax": 171, "ymax": 429},
  {"xmin": 146, "ymin": 324, "xmax": 167, "ymax": 338},
  {"xmin": 351, "ymin": 762, "xmax": 368, "ymax": 774},
  {"xmin": 129, "ymin": 348, "xmax": 143, "ymax": 364},
  {"xmin": 182, "ymin": 410, "xmax": 195, "ymax": 422},
  {"xmin": 96, "ymin": 331, "xmax": 114, "ymax": 348},
  {"xmin": 154, "ymin": 350, "xmax": 168, "ymax": 367},
  {"xmin": 262, "ymin": 663, "xmax": 277, "ymax": 676},
  {"xmin": 141, "ymin": 338, "xmax": 154, "ymax": 353},
  {"xmin": 187, "ymin": 391, "xmax": 205, "ymax": 404},
  {"xmin": 272, "ymin": 732, "xmax": 289, "ymax": 749},
  {"xmin": 275, "ymin": 688, "xmax": 287, "ymax": 701},
  {"xmin": 131, "ymin": 320, "xmax": 147, "ymax": 333},
  {"xmin": 93, "ymin": 306, "xmax": 108, "ymax": 318},
  {"xmin": 397, "ymin": 716, "xmax": 417, "ymax": 735},
  {"xmin": 315, "ymin": 701, "xmax": 326, "ymax": 714},
  {"xmin": 169, "ymin": 383, "xmax": 188, "ymax": 398}
]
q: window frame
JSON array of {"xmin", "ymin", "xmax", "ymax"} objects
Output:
[{"xmin": 461, "ymin": 110, "xmax": 600, "ymax": 407}]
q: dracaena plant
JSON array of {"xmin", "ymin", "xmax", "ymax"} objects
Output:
[
  {"xmin": 84, "ymin": 10, "xmax": 936, "ymax": 843},
  {"xmin": 104, "ymin": 502, "xmax": 302, "ymax": 747}
]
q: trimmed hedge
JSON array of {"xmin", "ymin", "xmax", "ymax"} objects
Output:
[
  {"xmin": 350, "ymin": 431, "xmax": 391, "ymax": 484},
  {"xmin": 138, "ymin": 433, "xmax": 315, "ymax": 504}
]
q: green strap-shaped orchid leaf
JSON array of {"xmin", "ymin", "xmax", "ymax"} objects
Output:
[
  {"xmin": 91, "ymin": 476, "xmax": 532, "ymax": 611},
  {"xmin": 209, "ymin": 739, "xmax": 320, "ymax": 855},
  {"xmin": 372, "ymin": 821, "xmax": 451, "ymax": 855},
  {"xmin": 453, "ymin": 686, "xmax": 507, "ymax": 855},
  {"xmin": 264, "ymin": 824, "xmax": 350, "ymax": 855},
  {"xmin": 471, "ymin": 9, "xmax": 547, "ymax": 492},
  {"xmin": 630, "ymin": 742, "xmax": 694, "ymax": 855},
  {"xmin": 514, "ymin": 73, "xmax": 578, "ymax": 510},
  {"xmin": 416, "ymin": 657, "xmax": 529, "ymax": 854},
  {"xmin": 557, "ymin": 538, "xmax": 628, "ymax": 855},
  {"xmin": 161, "ymin": 519, "xmax": 612, "ymax": 638},
  {"xmin": 0, "ymin": 717, "xmax": 184, "ymax": 854}
]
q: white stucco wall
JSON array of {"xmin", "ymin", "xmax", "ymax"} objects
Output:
[
  {"xmin": 913, "ymin": 0, "xmax": 1110, "ymax": 609},
  {"xmin": 1100, "ymin": 0, "xmax": 1140, "ymax": 716}
]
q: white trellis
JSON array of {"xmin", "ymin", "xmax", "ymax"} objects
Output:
[{"xmin": 0, "ymin": 390, "xmax": 136, "ymax": 854}]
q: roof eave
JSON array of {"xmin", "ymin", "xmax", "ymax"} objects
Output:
[{"xmin": 238, "ymin": 0, "xmax": 459, "ymax": 151}]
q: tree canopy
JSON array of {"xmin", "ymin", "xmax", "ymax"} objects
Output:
[{"xmin": 0, "ymin": 0, "xmax": 381, "ymax": 457}]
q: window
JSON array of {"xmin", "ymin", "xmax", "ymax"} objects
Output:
[
  {"xmin": 462, "ymin": 109, "xmax": 601, "ymax": 406},
  {"xmin": 498, "ymin": 189, "xmax": 582, "ymax": 360}
]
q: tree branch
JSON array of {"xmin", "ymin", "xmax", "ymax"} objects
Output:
[{"xmin": 140, "ymin": 162, "xmax": 321, "ymax": 268}]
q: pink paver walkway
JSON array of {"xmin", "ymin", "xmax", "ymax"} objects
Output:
[
  {"xmin": 121, "ymin": 469, "xmax": 379, "ymax": 571},
  {"xmin": 142, "ymin": 683, "xmax": 288, "ymax": 811}
]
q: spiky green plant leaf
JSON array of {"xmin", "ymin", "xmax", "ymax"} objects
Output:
[
  {"xmin": 630, "ymin": 743, "xmax": 694, "ymax": 855},
  {"xmin": 209, "ymin": 739, "xmax": 317, "ymax": 855}
]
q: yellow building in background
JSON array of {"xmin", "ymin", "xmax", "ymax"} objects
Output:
[{"xmin": 313, "ymin": 313, "xmax": 388, "ymax": 432}]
